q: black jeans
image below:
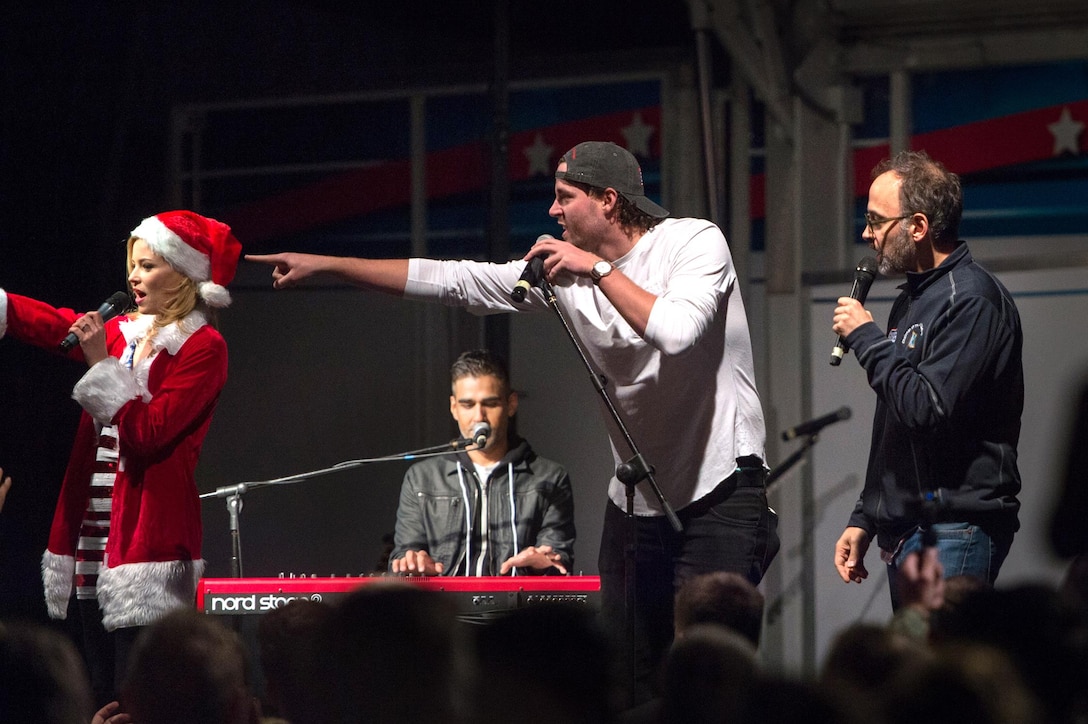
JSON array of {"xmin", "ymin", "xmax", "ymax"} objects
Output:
[{"xmin": 598, "ymin": 463, "xmax": 780, "ymax": 707}]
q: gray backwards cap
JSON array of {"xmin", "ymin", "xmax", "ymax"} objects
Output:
[{"xmin": 555, "ymin": 141, "xmax": 669, "ymax": 219}]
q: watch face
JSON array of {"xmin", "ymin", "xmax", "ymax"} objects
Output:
[{"xmin": 593, "ymin": 260, "xmax": 613, "ymax": 279}]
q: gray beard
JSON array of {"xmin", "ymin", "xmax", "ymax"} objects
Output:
[{"xmin": 878, "ymin": 225, "xmax": 914, "ymax": 276}]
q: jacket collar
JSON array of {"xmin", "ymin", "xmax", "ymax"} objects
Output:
[
  {"xmin": 902, "ymin": 242, "xmax": 971, "ymax": 296},
  {"xmin": 449, "ymin": 436, "xmax": 534, "ymax": 475}
]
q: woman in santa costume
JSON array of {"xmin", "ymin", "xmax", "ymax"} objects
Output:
[{"xmin": 0, "ymin": 210, "xmax": 241, "ymax": 706}]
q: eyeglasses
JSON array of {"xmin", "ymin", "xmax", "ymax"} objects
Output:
[{"xmin": 864, "ymin": 212, "xmax": 913, "ymax": 234}]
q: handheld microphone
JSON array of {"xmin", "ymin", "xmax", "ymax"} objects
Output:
[
  {"xmin": 469, "ymin": 422, "xmax": 491, "ymax": 447},
  {"xmin": 59, "ymin": 291, "xmax": 132, "ymax": 352},
  {"xmin": 830, "ymin": 256, "xmax": 879, "ymax": 366},
  {"xmin": 510, "ymin": 234, "xmax": 554, "ymax": 303},
  {"xmin": 781, "ymin": 406, "xmax": 851, "ymax": 441}
]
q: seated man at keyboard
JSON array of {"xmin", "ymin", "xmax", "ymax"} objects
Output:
[{"xmin": 390, "ymin": 349, "xmax": 575, "ymax": 576}]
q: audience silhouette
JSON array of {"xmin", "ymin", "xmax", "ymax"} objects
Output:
[
  {"xmin": 0, "ymin": 619, "xmax": 94, "ymax": 723},
  {"xmin": 3, "ymin": 552, "xmax": 1085, "ymax": 724},
  {"xmin": 473, "ymin": 602, "xmax": 621, "ymax": 723}
]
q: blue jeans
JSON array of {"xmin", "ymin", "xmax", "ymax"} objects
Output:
[
  {"xmin": 886, "ymin": 522, "xmax": 1012, "ymax": 609},
  {"xmin": 598, "ymin": 464, "xmax": 779, "ymax": 706}
]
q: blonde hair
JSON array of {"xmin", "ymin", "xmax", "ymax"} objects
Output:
[{"xmin": 126, "ymin": 236, "xmax": 213, "ymax": 331}]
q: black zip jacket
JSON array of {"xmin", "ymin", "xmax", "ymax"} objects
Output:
[{"xmin": 844, "ymin": 244, "xmax": 1023, "ymax": 550}]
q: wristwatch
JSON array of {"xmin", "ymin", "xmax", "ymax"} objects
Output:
[{"xmin": 590, "ymin": 259, "xmax": 615, "ymax": 284}]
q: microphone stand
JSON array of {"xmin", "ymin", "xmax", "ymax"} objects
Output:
[
  {"xmin": 200, "ymin": 438, "xmax": 482, "ymax": 579},
  {"xmin": 535, "ymin": 279, "xmax": 681, "ymax": 529},
  {"xmin": 766, "ymin": 433, "xmax": 819, "ymax": 496},
  {"xmin": 763, "ymin": 432, "xmax": 819, "ymax": 633},
  {"xmin": 768, "ymin": 407, "xmax": 851, "ymax": 494},
  {"xmin": 535, "ymin": 278, "xmax": 681, "ymax": 704}
]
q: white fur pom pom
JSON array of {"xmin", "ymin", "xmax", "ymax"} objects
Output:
[{"xmin": 199, "ymin": 281, "xmax": 232, "ymax": 308}]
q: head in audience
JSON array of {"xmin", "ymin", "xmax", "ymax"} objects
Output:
[
  {"xmin": 737, "ymin": 674, "xmax": 857, "ymax": 724},
  {"xmin": 472, "ymin": 602, "xmax": 621, "ymax": 723},
  {"xmin": 257, "ymin": 598, "xmax": 334, "ymax": 722},
  {"xmin": 930, "ymin": 583, "xmax": 1088, "ymax": 723},
  {"xmin": 121, "ymin": 608, "xmax": 255, "ymax": 724},
  {"xmin": 659, "ymin": 624, "xmax": 759, "ymax": 724},
  {"xmin": 0, "ymin": 620, "xmax": 93, "ymax": 723},
  {"xmin": 307, "ymin": 581, "xmax": 473, "ymax": 724},
  {"xmin": 819, "ymin": 622, "xmax": 930, "ymax": 719},
  {"xmin": 673, "ymin": 571, "xmax": 765, "ymax": 647},
  {"xmin": 880, "ymin": 641, "xmax": 1044, "ymax": 724}
]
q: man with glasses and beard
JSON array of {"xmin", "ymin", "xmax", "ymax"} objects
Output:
[{"xmin": 831, "ymin": 150, "xmax": 1023, "ymax": 609}]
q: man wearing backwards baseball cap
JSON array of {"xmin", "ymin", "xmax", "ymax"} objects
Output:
[{"xmin": 248, "ymin": 141, "xmax": 778, "ymax": 707}]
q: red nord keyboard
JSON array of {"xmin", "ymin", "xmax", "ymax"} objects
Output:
[{"xmin": 196, "ymin": 575, "xmax": 601, "ymax": 616}]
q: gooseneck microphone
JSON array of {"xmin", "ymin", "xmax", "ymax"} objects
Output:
[
  {"xmin": 781, "ymin": 406, "xmax": 852, "ymax": 441},
  {"xmin": 59, "ymin": 291, "xmax": 132, "ymax": 352},
  {"xmin": 829, "ymin": 256, "xmax": 879, "ymax": 366},
  {"xmin": 510, "ymin": 234, "xmax": 554, "ymax": 303},
  {"xmin": 449, "ymin": 422, "xmax": 492, "ymax": 451}
]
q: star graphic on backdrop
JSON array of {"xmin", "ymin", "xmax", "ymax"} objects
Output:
[
  {"xmin": 622, "ymin": 112, "xmax": 655, "ymax": 158},
  {"xmin": 524, "ymin": 133, "xmax": 555, "ymax": 176},
  {"xmin": 1047, "ymin": 106, "xmax": 1084, "ymax": 156}
]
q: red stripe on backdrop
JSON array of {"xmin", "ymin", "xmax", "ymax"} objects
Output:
[
  {"xmin": 226, "ymin": 107, "xmax": 662, "ymax": 245},
  {"xmin": 750, "ymin": 100, "xmax": 1088, "ymax": 220},
  {"xmin": 906, "ymin": 100, "xmax": 1088, "ymax": 179},
  {"xmin": 225, "ymin": 160, "xmax": 411, "ymax": 245}
]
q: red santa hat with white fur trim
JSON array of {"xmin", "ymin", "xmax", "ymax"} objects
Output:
[{"xmin": 129, "ymin": 210, "xmax": 242, "ymax": 308}]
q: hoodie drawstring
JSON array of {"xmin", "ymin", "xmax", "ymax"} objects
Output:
[
  {"xmin": 506, "ymin": 461, "xmax": 517, "ymax": 576},
  {"xmin": 455, "ymin": 465, "xmax": 472, "ymax": 575}
]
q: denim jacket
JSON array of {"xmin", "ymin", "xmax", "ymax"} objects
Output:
[{"xmin": 390, "ymin": 438, "xmax": 575, "ymax": 575}]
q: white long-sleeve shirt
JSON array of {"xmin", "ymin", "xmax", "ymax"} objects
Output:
[{"xmin": 404, "ymin": 217, "xmax": 766, "ymax": 515}]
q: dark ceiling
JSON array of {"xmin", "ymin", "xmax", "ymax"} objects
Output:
[{"xmin": 0, "ymin": 2, "xmax": 697, "ymax": 266}]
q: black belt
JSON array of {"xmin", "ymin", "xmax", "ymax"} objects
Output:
[{"xmin": 681, "ymin": 462, "xmax": 766, "ymax": 517}]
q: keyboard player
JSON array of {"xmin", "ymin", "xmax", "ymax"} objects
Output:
[{"xmin": 390, "ymin": 350, "xmax": 575, "ymax": 576}]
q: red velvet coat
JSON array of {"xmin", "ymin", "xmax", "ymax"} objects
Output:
[{"xmin": 0, "ymin": 291, "xmax": 226, "ymax": 630}]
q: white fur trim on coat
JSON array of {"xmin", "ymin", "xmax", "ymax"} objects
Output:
[
  {"xmin": 130, "ymin": 216, "xmax": 210, "ymax": 283},
  {"xmin": 41, "ymin": 550, "xmax": 75, "ymax": 620},
  {"xmin": 72, "ymin": 358, "xmax": 143, "ymax": 425},
  {"xmin": 0, "ymin": 289, "xmax": 8, "ymax": 339},
  {"xmin": 97, "ymin": 558, "xmax": 205, "ymax": 631},
  {"xmin": 120, "ymin": 310, "xmax": 206, "ymax": 356}
]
